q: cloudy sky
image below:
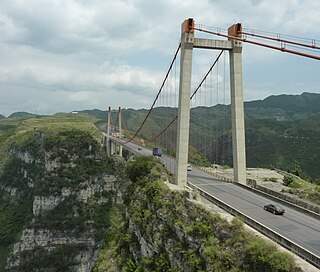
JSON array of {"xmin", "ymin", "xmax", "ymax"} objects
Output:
[{"xmin": 0, "ymin": 0, "xmax": 319, "ymax": 117}]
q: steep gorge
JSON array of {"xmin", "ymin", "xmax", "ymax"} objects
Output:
[{"xmin": 0, "ymin": 126, "xmax": 119, "ymax": 271}]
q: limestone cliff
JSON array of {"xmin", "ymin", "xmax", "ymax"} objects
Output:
[{"xmin": 0, "ymin": 128, "xmax": 121, "ymax": 272}]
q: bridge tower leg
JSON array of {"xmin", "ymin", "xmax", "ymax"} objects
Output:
[
  {"xmin": 175, "ymin": 19, "xmax": 194, "ymax": 187},
  {"xmin": 118, "ymin": 106, "xmax": 123, "ymax": 157},
  {"xmin": 111, "ymin": 141, "xmax": 116, "ymax": 155},
  {"xmin": 228, "ymin": 24, "xmax": 246, "ymax": 184},
  {"xmin": 106, "ymin": 106, "xmax": 111, "ymax": 157}
]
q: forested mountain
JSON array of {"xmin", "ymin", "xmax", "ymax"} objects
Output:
[
  {"xmin": 246, "ymin": 92, "xmax": 320, "ymax": 120},
  {"xmin": 1, "ymin": 92, "xmax": 319, "ymax": 180}
]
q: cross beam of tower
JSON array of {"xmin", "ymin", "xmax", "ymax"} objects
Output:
[{"xmin": 175, "ymin": 19, "xmax": 246, "ymax": 186}]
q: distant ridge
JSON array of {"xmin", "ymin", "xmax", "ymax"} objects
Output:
[
  {"xmin": 244, "ymin": 92, "xmax": 320, "ymax": 121},
  {"xmin": 7, "ymin": 112, "xmax": 44, "ymax": 119},
  {"xmin": 246, "ymin": 92, "xmax": 320, "ymax": 113},
  {"xmin": 79, "ymin": 92, "xmax": 320, "ymax": 121},
  {"xmin": 3, "ymin": 92, "xmax": 320, "ymax": 121},
  {"xmin": 79, "ymin": 109, "xmax": 107, "ymax": 120}
]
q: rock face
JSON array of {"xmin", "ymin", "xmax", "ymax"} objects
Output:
[
  {"xmin": 7, "ymin": 228, "xmax": 96, "ymax": 270},
  {"xmin": 0, "ymin": 185, "xmax": 17, "ymax": 196},
  {"xmin": 1, "ymin": 130, "xmax": 119, "ymax": 272},
  {"xmin": 33, "ymin": 195, "xmax": 63, "ymax": 216},
  {"xmin": 32, "ymin": 175, "xmax": 116, "ymax": 216}
]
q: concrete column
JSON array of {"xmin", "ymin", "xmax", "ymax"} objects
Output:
[
  {"xmin": 228, "ymin": 24, "xmax": 246, "ymax": 184},
  {"xmin": 106, "ymin": 106, "xmax": 111, "ymax": 157},
  {"xmin": 111, "ymin": 141, "xmax": 116, "ymax": 156},
  {"xmin": 118, "ymin": 106, "xmax": 123, "ymax": 157},
  {"xmin": 175, "ymin": 19, "xmax": 194, "ymax": 187}
]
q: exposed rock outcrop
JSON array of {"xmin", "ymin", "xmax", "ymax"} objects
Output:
[{"xmin": 2, "ymin": 130, "xmax": 119, "ymax": 272}]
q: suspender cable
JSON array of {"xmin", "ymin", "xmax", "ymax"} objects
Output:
[
  {"xmin": 215, "ymin": 60, "xmax": 219, "ymax": 165},
  {"xmin": 149, "ymin": 51, "xmax": 224, "ymax": 143},
  {"xmin": 210, "ymin": 65, "xmax": 213, "ymax": 164}
]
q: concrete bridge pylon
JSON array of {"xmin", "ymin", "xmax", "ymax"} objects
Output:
[
  {"xmin": 118, "ymin": 106, "xmax": 123, "ymax": 157},
  {"xmin": 175, "ymin": 19, "xmax": 246, "ymax": 187},
  {"xmin": 228, "ymin": 24, "xmax": 246, "ymax": 185},
  {"xmin": 175, "ymin": 19, "xmax": 194, "ymax": 187},
  {"xmin": 106, "ymin": 106, "xmax": 111, "ymax": 157},
  {"xmin": 106, "ymin": 106, "xmax": 123, "ymax": 157}
]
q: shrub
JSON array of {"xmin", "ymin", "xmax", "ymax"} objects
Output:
[
  {"xmin": 288, "ymin": 180, "xmax": 302, "ymax": 189},
  {"xmin": 126, "ymin": 156, "xmax": 156, "ymax": 183},
  {"xmin": 283, "ymin": 175, "xmax": 294, "ymax": 186},
  {"xmin": 245, "ymin": 238, "xmax": 296, "ymax": 272},
  {"xmin": 263, "ymin": 177, "xmax": 277, "ymax": 182}
]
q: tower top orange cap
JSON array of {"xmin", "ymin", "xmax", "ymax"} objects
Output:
[{"xmin": 181, "ymin": 18, "xmax": 194, "ymax": 34}]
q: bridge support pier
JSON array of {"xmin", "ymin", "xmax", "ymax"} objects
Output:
[{"xmin": 110, "ymin": 141, "xmax": 116, "ymax": 156}]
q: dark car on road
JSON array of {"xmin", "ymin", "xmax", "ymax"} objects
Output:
[{"xmin": 264, "ymin": 204, "xmax": 285, "ymax": 215}]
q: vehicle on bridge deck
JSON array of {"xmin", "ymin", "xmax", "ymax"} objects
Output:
[
  {"xmin": 138, "ymin": 146, "xmax": 142, "ymax": 150},
  {"xmin": 152, "ymin": 147, "xmax": 162, "ymax": 157},
  {"xmin": 187, "ymin": 163, "xmax": 192, "ymax": 171},
  {"xmin": 264, "ymin": 204, "xmax": 285, "ymax": 215}
]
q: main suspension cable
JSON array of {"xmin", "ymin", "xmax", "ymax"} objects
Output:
[
  {"xmin": 193, "ymin": 27, "xmax": 320, "ymax": 61},
  {"xmin": 122, "ymin": 43, "xmax": 181, "ymax": 144},
  {"xmin": 240, "ymin": 30, "xmax": 320, "ymax": 50}
]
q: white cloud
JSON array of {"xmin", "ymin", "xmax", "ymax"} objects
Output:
[{"xmin": 0, "ymin": 0, "xmax": 319, "ymax": 116}]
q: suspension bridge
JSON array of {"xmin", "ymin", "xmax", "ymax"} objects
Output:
[
  {"xmin": 103, "ymin": 19, "xmax": 320, "ymax": 268},
  {"xmin": 105, "ymin": 18, "xmax": 319, "ymax": 186}
]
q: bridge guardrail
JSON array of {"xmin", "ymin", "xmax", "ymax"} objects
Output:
[
  {"xmin": 199, "ymin": 167, "xmax": 320, "ymax": 220},
  {"xmin": 233, "ymin": 181, "xmax": 320, "ymax": 221},
  {"xmin": 254, "ymin": 184, "xmax": 320, "ymax": 215},
  {"xmin": 187, "ymin": 181, "xmax": 320, "ymax": 270}
]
